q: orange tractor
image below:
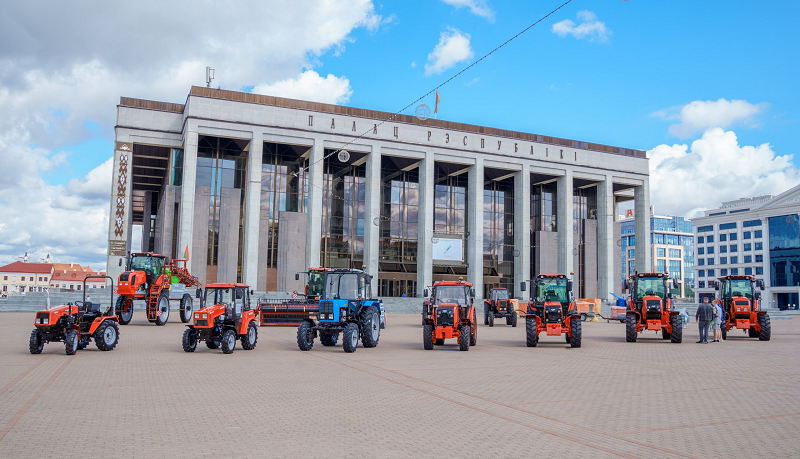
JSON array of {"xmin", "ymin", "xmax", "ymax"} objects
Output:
[
  {"xmin": 624, "ymin": 272, "xmax": 682, "ymax": 343},
  {"xmin": 521, "ymin": 274, "xmax": 581, "ymax": 348},
  {"xmin": 182, "ymin": 283, "xmax": 258, "ymax": 354},
  {"xmin": 421, "ymin": 278, "xmax": 477, "ymax": 351},
  {"xmin": 715, "ymin": 275, "xmax": 770, "ymax": 341},
  {"xmin": 484, "ymin": 287, "xmax": 518, "ymax": 327},
  {"xmin": 115, "ymin": 252, "xmax": 201, "ymax": 326},
  {"xmin": 29, "ymin": 276, "xmax": 120, "ymax": 355}
]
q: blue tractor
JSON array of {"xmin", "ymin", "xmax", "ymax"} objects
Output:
[{"xmin": 296, "ymin": 268, "xmax": 383, "ymax": 353}]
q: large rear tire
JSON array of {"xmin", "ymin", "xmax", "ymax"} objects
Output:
[
  {"xmin": 570, "ymin": 318, "xmax": 582, "ymax": 348},
  {"xmin": 221, "ymin": 329, "xmax": 236, "ymax": 354},
  {"xmin": 488, "ymin": 312, "xmax": 494, "ymax": 327},
  {"xmin": 721, "ymin": 324, "xmax": 727, "ymax": 340},
  {"xmin": 526, "ymin": 318, "xmax": 538, "ymax": 347},
  {"xmin": 297, "ymin": 321, "xmax": 314, "ymax": 351},
  {"xmin": 749, "ymin": 327, "xmax": 758, "ymax": 338},
  {"xmin": 117, "ymin": 296, "xmax": 133, "ymax": 325},
  {"xmin": 65, "ymin": 329, "xmax": 79, "ymax": 355},
  {"xmin": 484, "ymin": 305, "xmax": 489, "ymax": 325},
  {"xmin": 459, "ymin": 326, "xmax": 470, "ymax": 351},
  {"xmin": 423, "ymin": 324, "xmax": 434, "ymax": 350},
  {"xmin": 179, "ymin": 294, "xmax": 193, "ymax": 324},
  {"xmin": 241, "ymin": 321, "xmax": 258, "ymax": 350},
  {"xmin": 661, "ymin": 328, "xmax": 671, "ymax": 340},
  {"xmin": 155, "ymin": 292, "xmax": 170, "ymax": 326},
  {"xmin": 470, "ymin": 309, "xmax": 477, "ymax": 346},
  {"xmin": 626, "ymin": 314, "xmax": 637, "ymax": 342},
  {"xmin": 29, "ymin": 329, "xmax": 43, "ymax": 354},
  {"xmin": 342, "ymin": 322, "xmax": 359, "ymax": 353},
  {"xmin": 182, "ymin": 328, "xmax": 197, "ymax": 352},
  {"xmin": 360, "ymin": 308, "xmax": 380, "ymax": 348},
  {"xmin": 670, "ymin": 314, "xmax": 682, "ymax": 343},
  {"xmin": 511, "ymin": 311, "xmax": 517, "ymax": 328},
  {"xmin": 759, "ymin": 314, "xmax": 771, "ymax": 341},
  {"xmin": 95, "ymin": 321, "xmax": 120, "ymax": 351},
  {"xmin": 320, "ymin": 332, "xmax": 339, "ymax": 346}
]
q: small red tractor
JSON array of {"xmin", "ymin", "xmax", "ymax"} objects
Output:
[
  {"xmin": 182, "ymin": 283, "xmax": 258, "ymax": 354},
  {"xmin": 115, "ymin": 252, "xmax": 201, "ymax": 326},
  {"xmin": 624, "ymin": 272, "xmax": 682, "ymax": 343},
  {"xmin": 716, "ymin": 275, "xmax": 770, "ymax": 340},
  {"xmin": 521, "ymin": 274, "xmax": 581, "ymax": 348},
  {"xmin": 421, "ymin": 278, "xmax": 477, "ymax": 351},
  {"xmin": 484, "ymin": 287, "xmax": 518, "ymax": 327},
  {"xmin": 29, "ymin": 276, "xmax": 120, "ymax": 355}
]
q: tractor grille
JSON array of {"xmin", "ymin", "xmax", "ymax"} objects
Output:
[
  {"xmin": 437, "ymin": 307, "xmax": 454, "ymax": 327},
  {"xmin": 195, "ymin": 320, "xmax": 208, "ymax": 327},
  {"xmin": 498, "ymin": 300, "xmax": 507, "ymax": 311},
  {"xmin": 544, "ymin": 305, "xmax": 561, "ymax": 324},
  {"xmin": 734, "ymin": 300, "xmax": 749, "ymax": 306},
  {"xmin": 645, "ymin": 299, "xmax": 662, "ymax": 320},
  {"xmin": 36, "ymin": 312, "xmax": 49, "ymax": 320},
  {"xmin": 319, "ymin": 301, "xmax": 334, "ymax": 315},
  {"xmin": 120, "ymin": 272, "xmax": 130, "ymax": 282}
]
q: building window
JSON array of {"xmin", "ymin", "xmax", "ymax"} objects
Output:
[
  {"xmin": 744, "ymin": 243, "xmax": 752, "ymax": 251},
  {"xmin": 720, "ymin": 268, "xmax": 728, "ymax": 276},
  {"xmin": 531, "ymin": 182, "xmax": 557, "ymax": 232},
  {"xmin": 652, "ymin": 233, "xmax": 664, "ymax": 244},
  {"xmin": 699, "ymin": 281, "xmax": 706, "ymax": 288},
  {"xmin": 628, "ymin": 249, "xmax": 635, "ymax": 258},
  {"xmin": 720, "ymin": 245, "xmax": 727, "ymax": 253},
  {"xmin": 666, "ymin": 235, "xmax": 679, "ymax": 245},
  {"xmin": 707, "ymin": 257, "xmax": 714, "ymax": 265},
  {"xmin": 768, "ymin": 214, "xmax": 800, "ymax": 288},
  {"xmin": 719, "ymin": 222, "xmax": 737, "ymax": 230},
  {"xmin": 744, "ymin": 267, "xmax": 753, "ymax": 275},
  {"xmin": 699, "ymin": 269, "xmax": 705, "ymax": 277},
  {"xmin": 743, "ymin": 231, "xmax": 751, "ymax": 239},
  {"xmin": 320, "ymin": 149, "xmax": 366, "ymax": 270},
  {"xmin": 628, "ymin": 260, "xmax": 635, "ymax": 275},
  {"xmin": 730, "ymin": 256, "xmax": 738, "ymax": 264},
  {"xmin": 697, "ymin": 225, "xmax": 713, "ymax": 233},
  {"xmin": 719, "ymin": 234, "xmax": 727, "ymax": 242},
  {"xmin": 698, "ymin": 247, "xmax": 704, "ymax": 255},
  {"xmin": 743, "ymin": 219, "xmax": 762, "ymax": 227},
  {"xmin": 707, "ymin": 235, "xmax": 714, "ymax": 243},
  {"xmin": 668, "ymin": 248, "xmax": 681, "ymax": 258},
  {"xmin": 2, "ymin": 276, "xmax": 6, "ymax": 281},
  {"xmin": 698, "ymin": 259, "xmax": 705, "ymax": 266},
  {"xmin": 755, "ymin": 254, "xmax": 763, "ymax": 263},
  {"xmin": 657, "ymin": 259, "xmax": 666, "ymax": 273},
  {"xmin": 707, "ymin": 246, "xmax": 715, "ymax": 254},
  {"xmin": 379, "ymin": 159, "xmax": 420, "ymax": 285},
  {"xmin": 754, "ymin": 242, "xmax": 763, "ymax": 250},
  {"xmin": 698, "ymin": 236, "xmax": 704, "ymax": 244},
  {"xmin": 171, "ymin": 148, "xmax": 184, "ymax": 186},
  {"xmin": 744, "ymin": 255, "xmax": 752, "ymax": 263},
  {"xmin": 754, "ymin": 230, "xmax": 762, "ymax": 238},
  {"xmin": 708, "ymin": 269, "xmax": 715, "ymax": 277},
  {"xmin": 730, "ymin": 233, "xmax": 738, "ymax": 241},
  {"xmin": 730, "ymin": 244, "xmax": 738, "ymax": 252},
  {"xmin": 756, "ymin": 267, "xmax": 764, "ymax": 275},
  {"xmin": 731, "ymin": 268, "xmax": 739, "ymax": 275},
  {"xmin": 669, "ymin": 260, "xmax": 681, "ymax": 280},
  {"xmin": 484, "ymin": 173, "xmax": 515, "ymax": 296},
  {"xmin": 656, "ymin": 247, "xmax": 666, "ymax": 257}
]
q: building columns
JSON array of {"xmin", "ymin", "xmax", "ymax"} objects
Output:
[
  {"xmin": 178, "ymin": 131, "xmax": 198, "ymax": 267},
  {"xmin": 306, "ymin": 137, "xmax": 324, "ymax": 269},
  {"xmin": 467, "ymin": 157, "xmax": 484, "ymax": 299},
  {"xmin": 106, "ymin": 145, "xmax": 134, "ymax": 282},
  {"xmin": 242, "ymin": 132, "xmax": 263, "ymax": 287},
  {"xmin": 513, "ymin": 164, "xmax": 530, "ymax": 299},
  {"xmin": 417, "ymin": 150, "xmax": 434, "ymax": 297},
  {"xmin": 557, "ymin": 170, "xmax": 574, "ymax": 276},
  {"xmin": 634, "ymin": 181, "xmax": 651, "ymax": 274},
  {"xmin": 597, "ymin": 175, "xmax": 615, "ymax": 301},
  {"xmin": 364, "ymin": 144, "xmax": 381, "ymax": 281}
]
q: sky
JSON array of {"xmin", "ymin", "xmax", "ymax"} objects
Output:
[{"xmin": 0, "ymin": 0, "xmax": 798, "ymax": 270}]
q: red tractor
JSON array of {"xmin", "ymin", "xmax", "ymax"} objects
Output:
[
  {"xmin": 29, "ymin": 276, "xmax": 120, "ymax": 355},
  {"xmin": 624, "ymin": 272, "xmax": 682, "ymax": 343},
  {"xmin": 115, "ymin": 252, "xmax": 201, "ymax": 326},
  {"xmin": 182, "ymin": 283, "xmax": 258, "ymax": 354},
  {"xmin": 484, "ymin": 288, "xmax": 518, "ymax": 327},
  {"xmin": 716, "ymin": 275, "xmax": 770, "ymax": 341},
  {"xmin": 521, "ymin": 274, "xmax": 581, "ymax": 348},
  {"xmin": 421, "ymin": 279, "xmax": 477, "ymax": 351}
]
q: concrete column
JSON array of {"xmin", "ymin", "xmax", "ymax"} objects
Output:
[
  {"xmin": 106, "ymin": 147, "xmax": 134, "ymax": 282},
  {"xmin": 557, "ymin": 170, "xmax": 574, "ymax": 276},
  {"xmin": 634, "ymin": 181, "xmax": 651, "ymax": 273},
  {"xmin": 306, "ymin": 136, "xmax": 324, "ymax": 269},
  {"xmin": 364, "ymin": 144, "xmax": 381, "ymax": 281},
  {"xmin": 513, "ymin": 164, "xmax": 530, "ymax": 299},
  {"xmin": 467, "ymin": 157, "xmax": 484, "ymax": 299},
  {"xmin": 178, "ymin": 131, "xmax": 198, "ymax": 267},
  {"xmin": 242, "ymin": 133, "xmax": 263, "ymax": 287},
  {"xmin": 416, "ymin": 150, "xmax": 434, "ymax": 297},
  {"xmin": 597, "ymin": 175, "xmax": 615, "ymax": 302}
]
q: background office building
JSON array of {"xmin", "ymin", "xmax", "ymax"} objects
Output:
[
  {"xmin": 619, "ymin": 211, "xmax": 694, "ymax": 297},
  {"xmin": 691, "ymin": 184, "xmax": 800, "ymax": 310},
  {"xmin": 107, "ymin": 87, "xmax": 651, "ymax": 299}
]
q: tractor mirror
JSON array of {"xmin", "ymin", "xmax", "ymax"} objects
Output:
[
  {"xmin": 295, "ymin": 273, "xmax": 300, "ymax": 281},
  {"xmin": 250, "ymin": 289, "xmax": 254, "ymax": 296},
  {"xmin": 470, "ymin": 287, "xmax": 476, "ymax": 298},
  {"xmin": 566, "ymin": 280, "xmax": 573, "ymax": 292},
  {"xmin": 366, "ymin": 275, "xmax": 372, "ymax": 285},
  {"xmin": 423, "ymin": 289, "xmax": 429, "ymax": 298},
  {"xmin": 118, "ymin": 258, "xmax": 122, "ymax": 267},
  {"xmin": 196, "ymin": 288, "xmax": 202, "ymax": 298},
  {"xmin": 520, "ymin": 282, "xmax": 526, "ymax": 292},
  {"xmin": 714, "ymin": 283, "xmax": 719, "ymax": 291},
  {"xmin": 758, "ymin": 279, "xmax": 765, "ymax": 290},
  {"xmin": 673, "ymin": 278, "xmax": 679, "ymax": 289},
  {"xmin": 623, "ymin": 279, "xmax": 629, "ymax": 291}
]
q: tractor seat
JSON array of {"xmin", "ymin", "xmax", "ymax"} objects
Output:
[{"xmin": 84, "ymin": 302, "xmax": 102, "ymax": 313}]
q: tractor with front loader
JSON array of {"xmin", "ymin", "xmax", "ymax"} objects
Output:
[
  {"xmin": 115, "ymin": 252, "xmax": 201, "ymax": 326},
  {"xmin": 182, "ymin": 283, "xmax": 258, "ymax": 354},
  {"xmin": 624, "ymin": 272, "xmax": 682, "ymax": 343},
  {"xmin": 716, "ymin": 275, "xmax": 771, "ymax": 341},
  {"xmin": 484, "ymin": 287, "xmax": 518, "ymax": 327},
  {"xmin": 521, "ymin": 274, "xmax": 581, "ymax": 348},
  {"xmin": 421, "ymin": 278, "xmax": 477, "ymax": 351},
  {"xmin": 29, "ymin": 276, "xmax": 120, "ymax": 355},
  {"xmin": 296, "ymin": 268, "xmax": 382, "ymax": 353}
]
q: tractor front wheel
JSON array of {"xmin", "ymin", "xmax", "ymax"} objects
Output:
[
  {"xmin": 661, "ymin": 328, "xmax": 671, "ymax": 340},
  {"xmin": 526, "ymin": 319, "xmax": 538, "ymax": 347},
  {"xmin": 459, "ymin": 326, "xmax": 470, "ymax": 351},
  {"xmin": 241, "ymin": 321, "xmax": 258, "ymax": 350},
  {"xmin": 29, "ymin": 329, "xmax": 43, "ymax": 354},
  {"xmin": 343, "ymin": 322, "xmax": 359, "ymax": 353},
  {"xmin": 117, "ymin": 296, "xmax": 133, "ymax": 325},
  {"xmin": 297, "ymin": 321, "xmax": 314, "ymax": 351},
  {"xmin": 95, "ymin": 321, "xmax": 120, "ymax": 351},
  {"xmin": 320, "ymin": 332, "xmax": 339, "ymax": 346},
  {"xmin": 511, "ymin": 311, "xmax": 518, "ymax": 328},
  {"xmin": 749, "ymin": 327, "xmax": 758, "ymax": 338},
  {"xmin": 179, "ymin": 294, "xmax": 193, "ymax": 324},
  {"xmin": 470, "ymin": 309, "xmax": 477, "ymax": 346},
  {"xmin": 484, "ymin": 305, "xmax": 489, "ymax": 325},
  {"xmin": 423, "ymin": 324, "xmax": 434, "ymax": 350},
  {"xmin": 155, "ymin": 292, "xmax": 170, "ymax": 326},
  {"xmin": 625, "ymin": 314, "xmax": 637, "ymax": 342},
  {"xmin": 65, "ymin": 329, "xmax": 79, "ymax": 355},
  {"xmin": 221, "ymin": 329, "xmax": 236, "ymax": 354},
  {"xmin": 488, "ymin": 312, "xmax": 494, "ymax": 327},
  {"xmin": 759, "ymin": 314, "xmax": 771, "ymax": 341},
  {"xmin": 360, "ymin": 308, "xmax": 380, "ymax": 348},
  {"xmin": 570, "ymin": 317, "xmax": 582, "ymax": 348},
  {"xmin": 182, "ymin": 328, "xmax": 197, "ymax": 352},
  {"xmin": 670, "ymin": 314, "xmax": 683, "ymax": 343},
  {"xmin": 721, "ymin": 324, "xmax": 727, "ymax": 340}
]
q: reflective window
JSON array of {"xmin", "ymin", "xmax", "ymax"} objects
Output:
[
  {"xmin": 730, "ymin": 233, "xmax": 738, "ymax": 241},
  {"xmin": 744, "ymin": 255, "xmax": 752, "ymax": 263},
  {"xmin": 321, "ymin": 151, "xmax": 366, "ymax": 269},
  {"xmin": 657, "ymin": 259, "xmax": 666, "ymax": 273},
  {"xmin": 744, "ymin": 243, "xmax": 752, "ymax": 251},
  {"xmin": 730, "ymin": 256, "xmax": 738, "ymax": 264},
  {"xmin": 731, "ymin": 268, "xmax": 739, "ymax": 275},
  {"xmin": 379, "ymin": 159, "xmax": 420, "ymax": 271},
  {"xmin": 698, "ymin": 236, "xmax": 704, "ymax": 244},
  {"xmin": 744, "ymin": 267, "xmax": 753, "ymax": 275},
  {"xmin": 743, "ymin": 231, "xmax": 751, "ymax": 239},
  {"xmin": 708, "ymin": 257, "xmax": 714, "ymax": 265},
  {"xmin": 669, "ymin": 260, "xmax": 681, "ymax": 280},
  {"xmin": 754, "ymin": 230, "xmax": 762, "ymax": 238},
  {"xmin": 698, "ymin": 247, "xmax": 704, "ymax": 255},
  {"xmin": 730, "ymin": 244, "xmax": 738, "ymax": 252},
  {"xmin": 755, "ymin": 242, "xmax": 763, "ymax": 250},
  {"xmin": 720, "ymin": 234, "xmax": 727, "ymax": 242},
  {"xmin": 657, "ymin": 248, "xmax": 666, "ymax": 257},
  {"xmin": 698, "ymin": 259, "xmax": 705, "ymax": 266},
  {"xmin": 708, "ymin": 269, "xmax": 715, "ymax": 277},
  {"xmin": 708, "ymin": 246, "xmax": 715, "ymax": 254},
  {"xmin": 720, "ymin": 268, "xmax": 728, "ymax": 276},
  {"xmin": 768, "ymin": 214, "xmax": 800, "ymax": 287},
  {"xmin": 756, "ymin": 267, "xmax": 764, "ymax": 275},
  {"xmin": 756, "ymin": 254, "xmax": 763, "ymax": 263},
  {"xmin": 485, "ymin": 172, "xmax": 514, "ymax": 295},
  {"xmin": 707, "ymin": 235, "xmax": 714, "ymax": 243},
  {"xmin": 669, "ymin": 248, "xmax": 681, "ymax": 258},
  {"xmin": 699, "ymin": 269, "xmax": 705, "ymax": 277},
  {"xmin": 720, "ymin": 257, "xmax": 728, "ymax": 265}
]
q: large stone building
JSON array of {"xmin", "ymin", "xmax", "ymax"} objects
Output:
[
  {"xmin": 106, "ymin": 87, "xmax": 651, "ymax": 299},
  {"xmin": 691, "ymin": 184, "xmax": 800, "ymax": 309}
]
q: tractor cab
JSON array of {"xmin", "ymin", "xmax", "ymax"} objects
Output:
[
  {"xmin": 715, "ymin": 275, "xmax": 769, "ymax": 340},
  {"xmin": 200, "ymin": 284, "xmax": 252, "ymax": 323},
  {"xmin": 126, "ymin": 252, "xmax": 167, "ymax": 284},
  {"xmin": 295, "ymin": 268, "xmax": 329, "ymax": 300}
]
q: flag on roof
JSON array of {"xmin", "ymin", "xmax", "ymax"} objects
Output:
[{"xmin": 434, "ymin": 90, "xmax": 440, "ymax": 114}]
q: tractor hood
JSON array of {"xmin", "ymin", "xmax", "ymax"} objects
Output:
[{"xmin": 196, "ymin": 304, "xmax": 226, "ymax": 318}]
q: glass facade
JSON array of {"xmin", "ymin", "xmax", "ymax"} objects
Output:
[
  {"xmin": 768, "ymin": 214, "xmax": 800, "ymax": 288},
  {"xmin": 432, "ymin": 162, "xmax": 469, "ymax": 283},
  {"xmin": 320, "ymin": 150, "xmax": 366, "ymax": 269},
  {"xmin": 378, "ymin": 158, "xmax": 420, "ymax": 297},
  {"xmin": 483, "ymin": 175, "xmax": 514, "ymax": 297}
]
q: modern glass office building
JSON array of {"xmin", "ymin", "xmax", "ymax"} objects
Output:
[{"xmin": 107, "ymin": 87, "xmax": 651, "ymax": 299}]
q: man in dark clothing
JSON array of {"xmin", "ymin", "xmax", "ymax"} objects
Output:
[{"xmin": 696, "ymin": 297, "xmax": 713, "ymax": 343}]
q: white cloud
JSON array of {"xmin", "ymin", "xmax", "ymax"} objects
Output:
[
  {"xmin": 411, "ymin": 61, "xmax": 416, "ymax": 68},
  {"xmin": 551, "ymin": 10, "xmax": 610, "ymax": 42},
  {"xmin": 653, "ymin": 98, "xmax": 768, "ymax": 138},
  {"xmin": 252, "ymin": 70, "xmax": 353, "ymax": 104},
  {"xmin": 425, "ymin": 28, "xmax": 474, "ymax": 76},
  {"xmin": 441, "ymin": 0, "xmax": 494, "ymax": 21},
  {"xmin": 649, "ymin": 128, "xmax": 800, "ymax": 218}
]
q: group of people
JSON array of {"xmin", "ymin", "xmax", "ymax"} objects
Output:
[{"xmin": 695, "ymin": 296, "xmax": 725, "ymax": 343}]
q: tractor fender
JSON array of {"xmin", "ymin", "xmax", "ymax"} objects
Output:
[
  {"xmin": 88, "ymin": 317, "xmax": 118, "ymax": 335},
  {"xmin": 669, "ymin": 310, "xmax": 681, "ymax": 316},
  {"xmin": 626, "ymin": 310, "xmax": 642, "ymax": 321}
]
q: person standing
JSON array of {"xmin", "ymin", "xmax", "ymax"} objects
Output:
[
  {"xmin": 712, "ymin": 299, "xmax": 724, "ymax": 342},
  {"xmin": 696, "ymin": 297, "xmax": 713, "ymax": 343}
]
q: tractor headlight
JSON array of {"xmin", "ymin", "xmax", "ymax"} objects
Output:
[
  {"xmin": 195, "ymin": 313, "xmax": 200, "ymax": 319},
  {"xmin": 202, "ymin": 314, "xmax": 207, "ymax": 319},
  {"xmin": 217, "ymin": 314, "xmax": 226, "ymax": 322},
  {"xmin": 340, "ymin": 308, "xmax": 347, "ymax": 322},
  {"xmin": 42, "ymin": 318, "xmax": 48, "ymax": 325}
]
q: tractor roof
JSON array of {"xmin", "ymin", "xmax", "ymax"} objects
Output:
[
  {"xmin": 717, "ymin": 275, "xmax": 756, "ymax": 281},
  {"xmin": 489, "ymin": 287, "xmax": 508, "ymax": 292},
  {"xmin": 328, "ymin": 268, "xmax": 365, "ymax": 274},
  {"xmin": 433, "ymin": 279, "xmax": 473, "ymax": 287},
  {"xmin": 205, "ymin": 283, "xmax": 250, "ymax": 288},
  {"xmin": 632, "ymin": 272, "xmax": 668, "ymax": 278},
  {"xmin": 309, "ymin": 267, "xmax": 329, "ymax": 272},
  {"xmin": 536, "ymin": 274, "xmax": 568, "ymax": 279},
  {"xmin": 131, "ymin": 252, "xmax": 167, "ymax": 258}
]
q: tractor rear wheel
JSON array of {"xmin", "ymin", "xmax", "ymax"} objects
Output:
[
  {"xmin": 343, "ymin": 322, "xmax": 359, "ymax": 353},
  {"xmin": 626, "ymin": 314, "xmax": 637, "ymax": 342},
  {"xmin": 155, "ymin": 292, "xmax": 170, "ymax": 326},
  {"xmin": 65, "ymin": 329, "xmax": 79, "ymax": 355},
  {"xmin": 570, "ymin": 318, "xmax": 582, "ymax": 348},
  {"xmin": 297, "ymin": 321, "xmax": 314, "ymax": 351},
  {"xmin": 484, "ymin": 305, "xmax": 489, "ymax": 325},
  {"xmin": 759, "ymin": 314, "xmax": 771, "ymax": 341},
  {"xmin": 360, "ymin": 308, "xmax": 380, "ymax": 348},
  {"xmin": 488, "ymin": 312, "xmax": 494, "ymax": 327},
  {"xmin": 95, "ymin": 321, "xmax": 120, "ymax": 351},
  {"xmin": 423, "ymin": 324, "xmax": 434, "ymax": 350},
  {"xmin": 580, "ymin": 313, "xmax": 587, "ymax": 322},
  {"xmin": 721, "ymin": 325, "xmax": 727, "ymax": 340},
  {"xmin": 511, "ymin": 312, "xmax": 517, "ymax": 328},
  {"xmin": 320, "ymin": 332, "xmax": 339, "ymax": 346},
  {"xmin": 670, "ymin": 314, "xmax": 683, "ymax": 343},
  {"xmin": 221, "ymin": 329, "xmax": 236, "ymax": 354},
  {"xmin": 749, "ymin": 327, "xmax": 758, "ymax": 338},
  {"xmin": 241, "ymin": 321, "xmax": 258, "ymax": 350},
  {"xmin": 29, "ymin": 329, "xmax": 43, "ymax": 354},
  {"xmin": 459, "ymin": 326, "xmax": 470, "ymax": 351},
  {"xmin": 470, "ymin": 309, "xmax": 477, "ymax": 346},
  {"xmin": 182, "ymin": 328, "xmax": 197, "ymax": 352},
  {"xmin": 117, "ymin": 296, "xmax": 133, "ymax": 325},
  {"xmin": 179, "ymin": 294, "xmax": 193, "ymax": 324},
  {"xmin": 526, "ymin": 319, "xmax": 538, "ymax": 347}
]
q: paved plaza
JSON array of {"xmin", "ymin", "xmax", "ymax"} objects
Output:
[{"xmin": 1, "ymin": 312, "xmax": 798, "ymax": 458}]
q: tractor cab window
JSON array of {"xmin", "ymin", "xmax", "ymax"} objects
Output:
[
  {"xmin": 308, "ymin": 272, "xmax": 325, "ymax": 297},
  {"xmin": 433, "ymin": 285, "xmax": 468, "ymax": 306},
  {"xmin": 234, "ymin": 287, "xmax": 245, "ymax": 309},
  {"xmin": 490, "ymin": 289, "xmax": 509, "ymax": 301},
  {"xmin": 130, "ymin": 255, "xmax": 166, "ymax": 282},
  {"xmin": 206, "ymin": 287, "xmax": 233, "ymax": 306},
  {"xmin": 725, "ymin": 279, "xmax": 753, "ymax": 300},
  {"xmin": 635, "ymin": 278, "xmax": 666, "ymax": 301},
  {"xmin": 326, "ymin": 273, "xmax": 361, "ymax": 300},
  {"xmin": 535, "ymin": 278, "xmax": 568, "ymax": 304}
]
